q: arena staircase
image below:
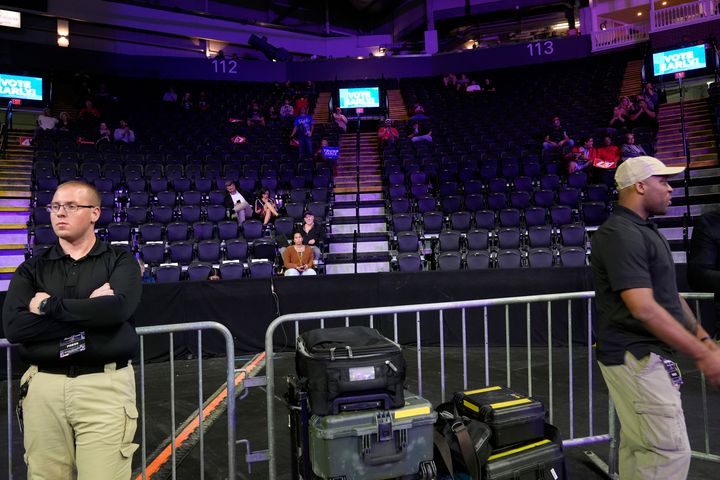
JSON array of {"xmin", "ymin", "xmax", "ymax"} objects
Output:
[
  {"xmin": 386, "ymin": 90, "xmax": 408, "ymax": 121},
  {"xmin": 312, "ymin": 92, "xmax": 331, "ymax": 124},
  {"xmin": 0, "ymin": 128, "xmax": 33, "ymax": 290},
  {"xmin": 654, "ymin": 97, "xmax": 720, "ymax": 262},
  {"xmin": 619, "ymin": 59, "xmax": 644, "ymax": 99},
  {"xmin": 324, "ymin": 132, "xmax": 391, "ymax": 274}
]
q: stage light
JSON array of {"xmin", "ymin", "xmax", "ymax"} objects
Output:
[
  {"xmin": 57, "ymin": 18, "xmax": 69, "ymax": 47},
  {"xmin": 637, "ymin": 11, "xmax": 643, "ymax": 16},
  {"xmin": 247, "ymin": 34, "xmax": 293, "ymax": 62}
]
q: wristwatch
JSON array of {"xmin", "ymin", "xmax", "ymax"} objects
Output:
[{"xmin": 38, "ymin": 298, "xmax": 49, "ymax": 315}]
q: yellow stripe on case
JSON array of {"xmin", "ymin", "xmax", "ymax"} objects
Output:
[
  {"xmin": 462, "ymin": 400, "xmax": 480, "ymax": 412},
  {"xmin": 490, "ymin": 398, "xmax": 532, "ymax": 409},
  {"xmin": 488, "ymin": 439, "xmax": 552, "ymax": 461},
  {"xmin": 463, "ymin": 386, "xmax": 502, "ymax": 395},
  {"xmin": 394, "ymin": 406, "xmax": 431, "ymax": 419}
]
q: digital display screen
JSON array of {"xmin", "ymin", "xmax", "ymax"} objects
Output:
[
  {"xmin": 0, "ymin": 73, "xmax": 43, "ymax": 101},
  {"xmin": 652, "ymin": 45, "xmax": 707, "ymax": 76},
  {"xmin": 0, "ymin": 9, "xmax": 20, "ymax": 28},
  {"xmin": 348, "ymin": 366, "xmax": 375, "ymax": 382},
  {"xmin": 339, "ymin": 87, "xmax": 380, "ymax": 109}
]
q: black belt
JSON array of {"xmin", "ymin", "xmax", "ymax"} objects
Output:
[{"xmin": 37, "ymin": 360, "xmax": 130, "ymax": 378}]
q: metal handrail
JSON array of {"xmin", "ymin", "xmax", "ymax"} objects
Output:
[{"xmin": 263, "ymin": 291, "xmax": 715, "ymax": 478}]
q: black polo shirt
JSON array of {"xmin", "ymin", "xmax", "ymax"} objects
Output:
[
  {"xmin": 591, "ymin": 205, "xmax": 692, "ymax": 365},
  {"xmin": 2, "ymin": 239, "xmax": 141, "ymax": 366}
]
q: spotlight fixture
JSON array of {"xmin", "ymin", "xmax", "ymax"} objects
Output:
[{"xmin": 247, "ymin": 34, "xmax": 292, "ymax": 62}]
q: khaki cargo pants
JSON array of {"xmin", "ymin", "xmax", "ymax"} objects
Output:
[
  {"xmin": 20, "ymin": 363, "xmax": 138, "ymax": 480},
  {"xmin": 599, "ymin": 352, "xmax": 691, "ymax": 480}
]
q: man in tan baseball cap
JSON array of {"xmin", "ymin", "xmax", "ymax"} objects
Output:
[{"xmin": 591, "ymin": 156, "xmax": 720, "ymax": 478}]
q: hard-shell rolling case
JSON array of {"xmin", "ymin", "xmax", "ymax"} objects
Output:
[
  {"xmin": 454, "ymin": 386, "xmax": 545, "ymax": 449},
  {"xmin": 484, "ymin": 424, "xmax": 567, "ymax": 480},
  {"xmin": 308, "ymin": 394, "xmax": 436, "ymax": 480},
  {"xmin": 296, "ymin": 326, "xmax": 406, "ymax": 416}
]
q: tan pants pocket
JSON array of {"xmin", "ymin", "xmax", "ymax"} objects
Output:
[
  {"xmin": 120, "ymin": 403, "xmax": 139, "ymax": 459},
  {"xmin": 634, "ymin": 401, "xmax": 684, "ymax": 451}
]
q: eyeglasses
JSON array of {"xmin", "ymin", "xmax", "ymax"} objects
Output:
[{"xmin": 46, "ymin": 203, "xmax": 97, "ymax": 214}]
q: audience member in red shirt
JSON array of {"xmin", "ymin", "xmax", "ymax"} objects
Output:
[
  {"xmin": 78, "ymin": 100, "xmax": 100, "ymax": 121},
  {"xmin": 595, "ymin": 136, "xmax": 620, "ymax": 169},
  {"xmin": 294, "ymin": 95, "xmax": 309, "ymax": 116},
  {"xmin": 566, "ymin": 136, "xmax": 598, "ymax": 174},
  {"xmin": 378, "ymin": 119, "xmax": 399, "ymax": 146}
]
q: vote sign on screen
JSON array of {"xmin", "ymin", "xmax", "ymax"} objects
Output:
[{"xmin": 339, "ymin": 87, "xmax": 380, "ymax": 109}]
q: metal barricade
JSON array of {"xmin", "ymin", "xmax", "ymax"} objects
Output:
[
  {"xmin": 264, "ymin": 291, "xmax": 719, "ymax": 479},
  {"xmin": 1, "ymin": 321, "xmax": 236, "ymax": 480}
]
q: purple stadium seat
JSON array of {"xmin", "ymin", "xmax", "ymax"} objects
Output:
[
  {"xmin": 550, "ymin": 206, "xmax": 573, "ymax": 227},
  {"xmin": 560, "ymin": 223, "xmax": 586, "ymax": 247},
  {"xmin": 392, "ymin": 213, "xmax": 413, "ymax": 233},
  {"xmin": 582, "ymin": 201, "xmax": 608, "ymax": 226},
  {"xmin": 527, "ymin": 248, "xmax": 554, "ymax": 268},
  {"xmin": 219, "ymin": 262, "xmax": 245, "ymax": 279},
  {"xmin": 397, "ymin": 252, "xmax": 422, "ymax": 272},
  {"xmin": 567, "ymin": 171, "xmax": 588, "ymax": 190},
  {"xmin": 464, "ymin": 194, "xmax": 485, "ymax": 212},
  {"xmin": 527, "ymin": 225, "xmax": 553, "ymax": 248},
  {"xmin": 438, "ymin": 251, "xmax": 462, "ymax": 270},
  {"xmin": 558, "ymin": 188, "xmax": 580, "ymax": 209},
  {"xmin": 155, "ymin": 265, "xmax": 181, "ymax": 283},
  {"xmin": 510, "ymin": 191, "xmax": 531, "ymax": 210},
  {"xmin": 496, "ymin": 249, "xmax": 523, "ymax": 269},
  {"xmin": 487, "ymin": 192, "xmax": 507, "ymax": 211},
  {"xmin": 539, "ymin": 174, "xmax": 560, "ymax": 191},
  {"xmin": 466, "ymin": 228, "xmax": 490, "ymax": 251},
  {"xmin": 187, "ymin": 262, "xmax": 213, "ymax": 281},
  {"xmin": 194, "ymin": 178, "xmax": 213, "ymax": 194},
  {"xmin": 249, "ymin": 260, "xmax": 274, "ymax": 278},
  {"xmin": 524, "ymin": 207, "xmax": 548, "ymax": 227},
  {"xmin": 138, "ymin": 223, "xmax": 163, "ymax": 242},
  {"xmin": 205, "ymin": 204, "xmax": 227, "ymax": 223},
  {"xmin": 106, "ymin": 222, "xmax": 131, "ymax": 243},
  {"xmin": 151, "ymin": 205, "xmax": 174, "ymax": 224},
  {"xmin": 438, "ymin": 230, "xmax": 461, "ymax": 252},
  {"xmin": 533, "ymin": 189, "xmax": 555, "ymax": 208},
  {"xmin": 196, "ymin": 240, "xmax": 221, "ymax": 263},
  {"xmin": 225, "ymin": 238, "xmax": 248, "ymax": 262},
  {"xmin": 242, "ymin": 219, "xmax": 263, "ymax": 241},
  {"xmin": 422, "ymin": 211, "xmax": 444, "ymax": 235},
  {"xmin": 466, "ymin": 250, "xmax": 491, "ymax": 270},
  {"xmin": 207, "ymin": 190, "xmax": 225, "ymax": 206},
  {"xmin": 587, "ymin": 184, "xmax": 609, "ymax": 202},
  {"xmin": 217, "ymin": 220, "xmax": 239, "ymax": 240},
  {"xmin": 474, "ymin": 210, "xmax": 496, "ymax": 230},
  {"xmin": 129, "ymin": 191, "xmax": 150, "ymax": 207},
  {"xmin": 192, "ymin": 221, "xmax": 214, "ymax": 241},
  {"xmin": 417, "ymin": 195, "xmax": 438, "ymax": 214},
  {"xmin": 180, "ymin": 205, "xmax": 202, "ymax": 223},
  {"xmin": 168, "ymin": 240, "xmax": 194, "ymax": 265},
  {"xmin": 487, "ymin": 178, "xmax": 508, "ymax": 194},
  {"xmin": 450, "ymin": 211, "xmax": 472, "ymax": 232},
  {"xmin": 166, "ymin": 222, "xmax": 190, "ymax": 242},
  {"xmin": 96, "ymin": 207, "xmax": 114, "ymax": 228},
  {"xmin": 182, "ymin": 190, "xmax": 203, "ymax": 206},
  {"xmin": 34, "ymin": 224, "xmax": 58, "ymax": 245},
  {"xmin": 440, "ymin": 195, "xmax": 463, "ymax": 214},
  {"xmin": 139, "ymin": 243, "xmax": 165, "ymax": 265},
  {"xmin": 497, "ymin": 227, "xmax": 521, "ymax": 249},
  {"xmin": 397, "ymin": 231, "xmax": 419, "ymax": 253},
  {"xmin": 559, "ymin": 246, "xmax": 586, "ymax": 266},
  {"xmin": 499, "ymin": 208, "xmax": 521, "ymax": 228}
]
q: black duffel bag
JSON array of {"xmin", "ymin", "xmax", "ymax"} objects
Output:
[
  {"xmin": 433, "ymin": 402, "xmax": 492, "ymax": 480},
  {"xmin": 295, "ymin": 326, "xmax": 406, "ymax": 416}
]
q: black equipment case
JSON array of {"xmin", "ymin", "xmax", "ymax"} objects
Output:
[
  {"xmin": 454, "ymin": 386, "xmax": 545, "ymax": 449},
  {"xmin": 484, "ymin": 424, "xmax": 567, "ymax": 480},
  {"xmin": 296, "ymin": 326, "xmax": 406, "ymax": 416}
]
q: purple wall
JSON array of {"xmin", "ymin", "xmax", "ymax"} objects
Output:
[{"xmin": 0, "ymin": 35, "xmax": 590, "ymax": 83}]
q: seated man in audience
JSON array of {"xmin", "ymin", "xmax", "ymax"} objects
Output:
[
  {"xmin": 96, "ymin": 122, "xmax": 112, "ymax": 145},
  {"xmin": 443, "ymin": 73, "xmax": 457, "ymax": 88},
  {"xmin": 378, "ymin": 119, "xmax": 399, "ymax": 146},
  {"xmin": 197, "ymin": 91, "xmax": 210, "ymax": 112},
  {"xmin": 456, "ymin": 74, "xmax": 470, "ymax": 91},
  {"xmin": 410, "ymin": 104, "xmax": 429, "ymax": 121},
  {"xmin": 621, "ymin": 133, "xmax": 647, "ymax": 161},
  {"xmin": 333, "ymin": 107, "xmax": 348, "ymax": 132},
  {"xmin": 162, "ymin": 86, "xmax": 177, "ymax": 104},
  {"xmin": 608, "ymin": 106, "xmax": 628, "ymax": 131},
  {"xmin": 291, "ymin": 107, "xmax": 314, "ymax": 159},
  {"xmin": 466, "ymin": 80, "xmax": 481, "ymax": 92},
  {"xmin": 247, "ymin": 101, "xmax": 265, "ymax": 127},
  {"xmin": 566, "ymin": 136, "xmax": 597, "ymax": 174},
  {"xmin": 294, "ymin": 95, "xmax": 309, "ymax": 116},
  {"xmin": 113, "ymin": 120, "xmax": 135, "ymax": 143},
  {"xmin": 482, "ymin": 78, "xmax": 496, "ymax": 92},
  {"xmin": 595, "ymin": 136, "xmax": 621, "ymax": 169},
  {"xmin": 409, "ymin": 121, "xmax": 432, "ymax": 143},
  {"xmin": 34, "ymin": 108, "xmax": 58, "ymax": 141},
  {"xmin": 543, "ymin": 116, "xmax": 574, "ymax": 150},
  {"xmin": 283, "ymin": 231, "xmax": 317, "ymax": 276},
  {"xmin": 300, "ymin": 211, "xmax": 324, "ymax": 260},
  {"xmin": 223, "ymin": 180, "xmax": 253, "ymax": 224},
  {"xmin": 280, "ymin": 98, "xmax": 294, "ymax": 120}
]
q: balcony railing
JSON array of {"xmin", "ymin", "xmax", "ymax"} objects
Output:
[
  {"xmin": 592, "ymin": 22, "xmax": 650, "ymax": 52},
  {"xmin": 653, "ymin": 0, "xmax": 719, "ymax": 32}
]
